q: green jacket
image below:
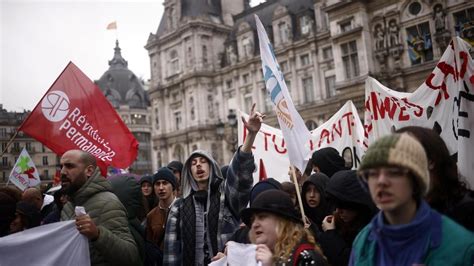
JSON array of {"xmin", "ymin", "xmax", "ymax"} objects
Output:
[
  {"xmin": 61, "ymin": 169, "xmax": 141, "ymax": 266},
  {"xmin": 350, "ymin": 215, "xmax": 474, "ymax": 265}
]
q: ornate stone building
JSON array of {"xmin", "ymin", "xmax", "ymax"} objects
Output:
[
  {"xmin": 0, "ymin": 105, "xmax": 59, "ymax": 185},
  {"xmin": 96, "ymin": 41, "xmax": 153, "ymax": 174},
  {"xmin": 146, "ymin": 0, "xmax": 474, "ymax": 167}
]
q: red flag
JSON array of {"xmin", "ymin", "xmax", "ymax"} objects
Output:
[
  {"xmin": 19, "ymin": 62, "xmax": 138, "ymax": 170},
  {"xmin": 259, "ymin": 159, "xmax": 267, "ymax": 181},
  {"xmin": 53, "ymin": 169, "xmax": 61, "ymax": 186}
]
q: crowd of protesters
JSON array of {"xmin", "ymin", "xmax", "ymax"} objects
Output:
[{"xmin": 1, "ymin": 104, "xmax": 474, "ymax": 265}]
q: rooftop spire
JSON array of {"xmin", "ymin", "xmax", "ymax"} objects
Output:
[{"xmin": 108, "ymin": 39, "xmax": 128, "ymax": 69}]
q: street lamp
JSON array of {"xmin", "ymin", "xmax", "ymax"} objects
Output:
[{"xmin": 216, "ymin": 109, "xmax": 238, "ymax": 153}]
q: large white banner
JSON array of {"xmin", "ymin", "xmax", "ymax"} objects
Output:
[
  {"xmin": 255, "ymin": 15, "xmax": 312, "ymax": 172},
  {"xmin": 364, "ymin": 37, "xmax": 474, "ymax": 187},
  {"xmin": 8, "ymin": 148, "xmax": 41, "ymax": 191},
  {"xmin": 239, "ymin": 101, "xmax": 365, "ymax": 183},
  {"xmin": 0, "ymin": 221, "xmax": 90, "ymax": 266}
]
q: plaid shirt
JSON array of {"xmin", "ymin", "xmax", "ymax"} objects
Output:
[{"xmin": 163, "ymin": 147, "xmax": 255, "ymax": 265}]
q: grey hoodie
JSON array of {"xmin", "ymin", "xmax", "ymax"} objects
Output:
[{"xmin": 163, "ymin": 147, "xmax": 255, "ymax": 265}]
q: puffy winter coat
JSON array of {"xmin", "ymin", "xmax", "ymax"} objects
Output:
[{"xmin": 61, "ymin": 169, "xmax": 140, "ymax": 266}]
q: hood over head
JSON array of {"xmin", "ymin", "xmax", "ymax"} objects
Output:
[
  {"xmin": 326, "ymin": 170, "xmax": 377, "ymax": 214},
  {"xmin": 311, "ymin": 147, "xmax": 348, "ymax": 177},
  {"xmin": 181, "ymin": 150, "xmax": 223, "ymax": 198},
  {"xmin": 302, "ymin": 173, "xmax": 332, "ymax": 224},
  {"xmin": 109, "ymin": 174, "xmax": 143, "ymax": 218}
]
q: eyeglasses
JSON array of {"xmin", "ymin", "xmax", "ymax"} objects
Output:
[{"xmin": 359, "ymin": 167, "xmax": 410, "ymax": 182}]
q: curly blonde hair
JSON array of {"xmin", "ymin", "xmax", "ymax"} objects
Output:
[{"xmin": 272, "ymin": 217, "xmax": 323, "ymax": 262}]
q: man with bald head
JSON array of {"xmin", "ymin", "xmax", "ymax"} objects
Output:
[{"xmin": 60, "ymin": 149, "xmax": 140, "ymax": 266}]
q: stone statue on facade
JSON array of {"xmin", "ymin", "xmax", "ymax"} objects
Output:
[
  {"xmin": 226, "ymin": 45, "xmax": 237, "ymax": 65},
  {"xmin": 242, "ymin": 38, "xmax": 254, "ymax": 58},
  {"xmin": 388, "ymin": 19, "xmax": 400, "ymax": 47},
  {"xmin": 374, "ymin": 24, "xmax": 386, "ymax": 51},
  {"xmin": 433, "ymin": 4, "xmax": 446, "ymax": 32},
  {"xmin": 284, "ymin": 23, "xmax": 292, "ymax": 42},
  {"xmin": 168, "ymin": 7, "xmax": 176, "ymax": 29}
]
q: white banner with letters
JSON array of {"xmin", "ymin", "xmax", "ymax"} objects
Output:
[
  {"xmin": 239, "ymin": 101, "xmax": 365, "ymax": 183},
  {"xmin": 364, "ymin": 37, "xmax": 474, "ymax": 187}
]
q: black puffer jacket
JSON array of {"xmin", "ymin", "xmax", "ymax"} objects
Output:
[{"xmin": 109, "ymin": 175, "xmax": 146, "ymax": 262}]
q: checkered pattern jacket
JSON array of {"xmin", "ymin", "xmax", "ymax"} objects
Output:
[{"xmin": 162, "ymin": 147, "xmax": 255, "ymax": 265}]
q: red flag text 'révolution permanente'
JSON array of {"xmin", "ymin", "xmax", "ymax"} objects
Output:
[{"xmin": 19, "ymin": 62, "xmax": 138, "ymax": 169}]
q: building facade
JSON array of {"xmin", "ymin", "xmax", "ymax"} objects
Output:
[
  {"xmin": 96, "ymin": 41, "xmax": 153, "ymax": 174},
  {"xmin": 0, "ymin": 105, "xmax": 59, "ymax": 185},
  {"xmin": 146, "ymin": 0, "xmax": 474, "ymax": 167}
]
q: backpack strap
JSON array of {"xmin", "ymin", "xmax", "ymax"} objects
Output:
[{"xmin": 292, "ymin": 243, "xmax": 315, "ymax": 266}]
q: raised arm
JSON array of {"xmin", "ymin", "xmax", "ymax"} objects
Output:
[
  {"xmin": 225, "ymin": 103, "xmax": 264, "ymax": 215},
  {"xmin": 241, "ymin": 103, "xmax": 265, "ymax": 153}
]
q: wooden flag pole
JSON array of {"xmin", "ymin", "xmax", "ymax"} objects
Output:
[
  {"xmin": 290, "ymin": 165, "xmax": 308, "ymax": 227},
  {"xmin": 2, "ymin": 129, "xmax": 20, "ymax": 186},
  {"xmin": 0, "ymin": 129, "xmax": 19, "ymax": 158}
]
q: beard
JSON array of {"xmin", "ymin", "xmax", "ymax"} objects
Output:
[{"xmin": 61, "ymin": 174, "xmax": 85, "ymax": 196}]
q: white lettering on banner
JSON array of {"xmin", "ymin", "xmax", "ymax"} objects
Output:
[{"xmin": 58, "ymin": 107, "xmax": 116, "ymax": 162}]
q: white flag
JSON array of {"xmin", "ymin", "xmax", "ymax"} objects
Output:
[
  {"xmin": 453, "ymin": 37, "xmax": 474, "ymax": 186},
  {"xmin": 0, "ymin": 221, "xmax": 90, "ymax": 266},
  {"xmin": 255, "ymin": 15, "xmax": 312, "ymax": 172},
  {"xmin": 363, "ymin": 37, "xmax": 474, "ymax": 187},
  {"xmin": 9, "ymin": 148, "xmax": 41, "ymax": 191}
]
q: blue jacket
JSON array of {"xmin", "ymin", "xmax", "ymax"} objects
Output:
[{"xmin": 350, "ymin": 204, "xmax": 474, "ymax": 266}]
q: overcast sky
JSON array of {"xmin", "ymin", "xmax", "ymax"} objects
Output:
[{"xmin": 0, "ymin": 0, "xmax": 263, "ymax": 112}]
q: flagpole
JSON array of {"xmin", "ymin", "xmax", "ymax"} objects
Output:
[
  {"xmin": 2, "ymin": 129, "xmax": 19, "ymax": 186},
  {"xmin": 290, "ymin": 165, "xmax": 308, "ymax": 227},
  {"xmin": 0, "ymin": 129, "xmax": 19, "ymax": 158}
]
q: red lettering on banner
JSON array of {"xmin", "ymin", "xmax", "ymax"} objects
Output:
[
  {"xmin": 458, "ymin": 51, "xmax": 474, "ymax": 86},
  {"xmin": 369, "ymin": 92, "xmax": 424, "ymax": 122},
  {"xmin": 332, "ymin": 120, "xmax": 342, "ymax": 142},
  {"xmin": 342, "ymin": 112, "xmax": 353, "ymax": 135},
  {"xmin": 317, "ymin": 111, "xmax": 355, "ymax": 148},
  {"xmin": 262, "ymin": 132, "xmax": 271, "ymax": 151},
  {"xmin": 425, "ymin": 61, "xmax": 455, "ymax": 105},
  {"xmin": 318, "ymin": 129, "xmax": 330, "ymax": 147},
  {"xmin": 401, "ymin": 98, "xmax": 423, "ymax": 117},
  {"xmin": 272, "ymin": 135, "xmax": 287, "ymax": 154}
]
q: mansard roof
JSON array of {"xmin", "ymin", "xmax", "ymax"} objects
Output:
[
  {"xmin": 156, "ymin": 0, "xmax": 224, "ymax": 37},
  {"xmin": 229, "ymin": 0, "xmax": 315, "ymax": 43},
  {"xmin": 96, "ymin": 40, "xmax": 150, "ymax": 109}
]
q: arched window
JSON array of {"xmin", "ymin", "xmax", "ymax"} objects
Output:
[{"xmin": 173, "ymin": 144, "xmax": 185, "ymax": 163}]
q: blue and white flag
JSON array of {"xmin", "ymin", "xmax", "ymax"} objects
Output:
[{"xmin": 255, "ymin": 15, "xmax": 312, "ymax": 172}]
